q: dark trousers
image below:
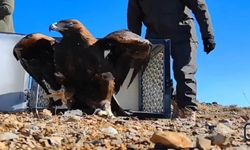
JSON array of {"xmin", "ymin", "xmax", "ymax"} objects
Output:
[{"xmin": 171, "ymin": 41, "xmax": 198, "ymax": 111}]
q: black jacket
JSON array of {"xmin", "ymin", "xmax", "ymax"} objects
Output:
[{"xmin": 127, "ymin": 0, "xmax": 214, "ymax": 43}]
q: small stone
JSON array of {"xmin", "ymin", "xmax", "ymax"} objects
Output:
[
  {"xmin": 39, "ymin": 139, "xmax": 51, "ymax": 147},
  {"xmin": 210, "ymin": 145, "xmax": 222, "ymax": 150},
  {"xmin": 21, "ymin": 144, "xmax": 29, "ymax": 149},
  {"xmin": 66, "ymin": 116, "xmax": 81, "ymax": 122},
  {"xmin": 18, "ymin": 127, "xmax": 30, "ymax": 136},
  {"xmin": 127, "ymin": 144, "xmax": 141, "ymax": 149},
  {"xmin": 96, "ymin": 146, "xmax": 107, "ymax": 150},
  {"xmin": 92, "ymin": 140, "xmax": 105, "ymax": 146},
  {"xmin": 48, "ymin": 136, "xmax": 63, "ymax": 146},
  {"xmin": 197, "ymin": 136, "xmax": 211, "ymax": 150},
  {"xmin": 100, "ymin": 127, "xmax": 118, "ymax": 137},
  {"xmin": 150, "ymin": 131, "xmax": 193, "ymax": 149},
  {"xmin": 208, "ymin": 133, "xmax": 231, "ymax": 146},
  {"xmin": 33, "ymin": 133, "xmax": 43, "ymax": 141},
  {"xmin": 206, "ymin": 121, "xmax": 217, "ymax": 131},
  {"xmin": 111, "ymin": 139, "xmax": 123, "ymax": 146},
  {"xmin": 28, "ymin": 125, "xmax": 40, "ymax": 133},
  {"xmin": 63, "ymin": 109, "xmax": 83, "ymax": 117},
  {"xmin": 39, "ymin": 109, "xmax": 52, "ymax": 119},
  {"xmin": 231, "ymin": 140, "xmax": 241, "ymax": 146},
  {"xmin": 75, "ymin": 136, "xmax": 85, "ymax": 147},
  {"xmin": 208, "ymin": 123, "xmax": 234, "ymax": 146},
  {"xmin": 218, "ymin": 119, "xmax": 231, "ymax": 127},
  {"xmin": 0, "ymin": 132, "xmax": 19, "ymax": 141}
]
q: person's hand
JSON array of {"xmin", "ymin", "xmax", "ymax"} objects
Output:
[{"xmin": 203, "ymin": 37, "xmax": 216, "ymax": 54}]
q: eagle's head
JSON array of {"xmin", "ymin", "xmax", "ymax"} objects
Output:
[
  {"xmin": 49, "ymin": 19, "xmax": 84, "ymax": 34},
  {"xmin": 49, "ymin": 19, "xmax": 97, "ymax": 45}
]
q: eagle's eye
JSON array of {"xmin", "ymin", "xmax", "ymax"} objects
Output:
[{"xmin": 67, "ymin": 22, "xmax": 74, "ymax": 28}]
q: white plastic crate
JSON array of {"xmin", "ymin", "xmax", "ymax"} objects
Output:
[{"xmin": 0, "ymin": 33, "xmax": 28, "ymax": 112}]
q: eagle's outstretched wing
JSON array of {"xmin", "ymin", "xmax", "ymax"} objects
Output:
[
  {"xmin": 99, "ymin": 30, "xmax": 151, "ymax": 93},
  {"xmin": 13, "ymin": 33, "xmax": 61, "ymax": 94}
]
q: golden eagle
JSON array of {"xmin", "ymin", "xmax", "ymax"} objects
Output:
[{"xmin": 13, "ymin": 19, "xmax": 151, "ymax": 117}]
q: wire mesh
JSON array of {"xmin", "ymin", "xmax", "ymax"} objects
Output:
[{"xmin": 141, "ymin": 44, "xmax": 165, "ymax": 113}]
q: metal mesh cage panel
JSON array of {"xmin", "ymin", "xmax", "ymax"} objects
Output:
[
  {"xmin": 28, "ymin": 81, "xmax": 50, "ymax": 109},
  {"xmin": 140, "ymin": 44, "xmax": 165, "ymax": 113}
]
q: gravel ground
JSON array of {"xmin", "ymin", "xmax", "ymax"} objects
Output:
[{"xmin": 0, "ymin": 103, "xmax": 249, "ymax": 149}]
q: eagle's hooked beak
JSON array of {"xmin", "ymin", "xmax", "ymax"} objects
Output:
[
  {"xmin": 49, "ymin": 21, "xmax": 75, "ymax": 32},
  {"xmin": 49, "ymin": 22, "xmax": 58, "ymax": 32},
  {"xmin": 49, "ymin": 22, "xmax": 68, "ymax": 32}
]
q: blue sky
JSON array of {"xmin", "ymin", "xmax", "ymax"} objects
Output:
[{"xmin": 14, "ymin": 0, "xmax": 250, "ymax": 107}]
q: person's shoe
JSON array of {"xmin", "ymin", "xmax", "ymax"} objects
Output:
[{"xmin": 172, "ymin": 105, "xmax": 196, "ymax": 122}]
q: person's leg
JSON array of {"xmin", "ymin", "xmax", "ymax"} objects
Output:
[{"xmin": 171, "ymin": 41, "xmax": 198, "ymax": 111}]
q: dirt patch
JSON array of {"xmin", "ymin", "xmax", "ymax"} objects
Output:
[{"xmin": 0, "ymin": 103, "xmax": 249, "ymax": 149}]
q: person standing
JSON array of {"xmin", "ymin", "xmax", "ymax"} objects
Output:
[
  {"xmin": 127, "ymin": 0, "xmax": 216, "ymax": 120},
  {"xmin": 0, "ymin": 0, "xmax": 15, "ymax": 32}
]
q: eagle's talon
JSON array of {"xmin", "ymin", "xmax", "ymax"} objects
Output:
[{"xmin": 93, "ymin": 108, "xmax": 115, "ymax": 118}]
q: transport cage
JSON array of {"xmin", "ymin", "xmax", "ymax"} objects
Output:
[
  {"xmin": 0, "ymin": 32, "xmax": 28, "ymax": 112},
  {"xmin": 0, "ymin": 32, "xmax": 173, "ymax": 118},
  {"xmin": 0, "ymin": 32, "xmax": 173, "ymax": 117},
  {"xmin": 27, "ymin": 39, "xmax": 173, "ymax": 118}
]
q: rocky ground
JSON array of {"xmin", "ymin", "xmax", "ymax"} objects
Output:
[{"xmin": 0, "ymin": 103, "xmax": 249, "ymax": 150}]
